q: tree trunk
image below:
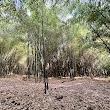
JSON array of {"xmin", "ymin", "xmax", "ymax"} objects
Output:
[
  {"xmin": 34, "ymin": 31, "xmax": 38, "ymax": 83},
  {"xmin": 42, "ymin": 2, "xmax": 48, "ymax": 94},
  {"xmin": 26, "ymin": 33, "xmax": 30, "ymax": 79}
]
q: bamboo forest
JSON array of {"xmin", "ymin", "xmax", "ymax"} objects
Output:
[{"xmin": 0, "ymin": 0, "xmax": 110, "ymax": 110}]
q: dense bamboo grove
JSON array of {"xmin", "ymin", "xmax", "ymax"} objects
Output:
[{"xmin": 0, "ymin": 0, "xmax": 110, "ymax": 93}]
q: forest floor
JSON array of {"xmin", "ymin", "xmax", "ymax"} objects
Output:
[{"xmin": 0, "ymin": 76, "xmax": 110, "ymax": 110}]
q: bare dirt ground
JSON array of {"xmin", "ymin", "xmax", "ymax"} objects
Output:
[{"xmin": 0, "ymin": 76, "xmax": 110, "ymax": 110}]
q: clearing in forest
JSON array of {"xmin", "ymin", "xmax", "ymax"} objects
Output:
[{"xmin": 0, "ymin": 77, "xmax": 110, "ymax": 110}]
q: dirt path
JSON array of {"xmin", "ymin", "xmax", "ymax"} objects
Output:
[{"xmin": 0, "ymin": 77, "xmax": 110, "ymax": 110}]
